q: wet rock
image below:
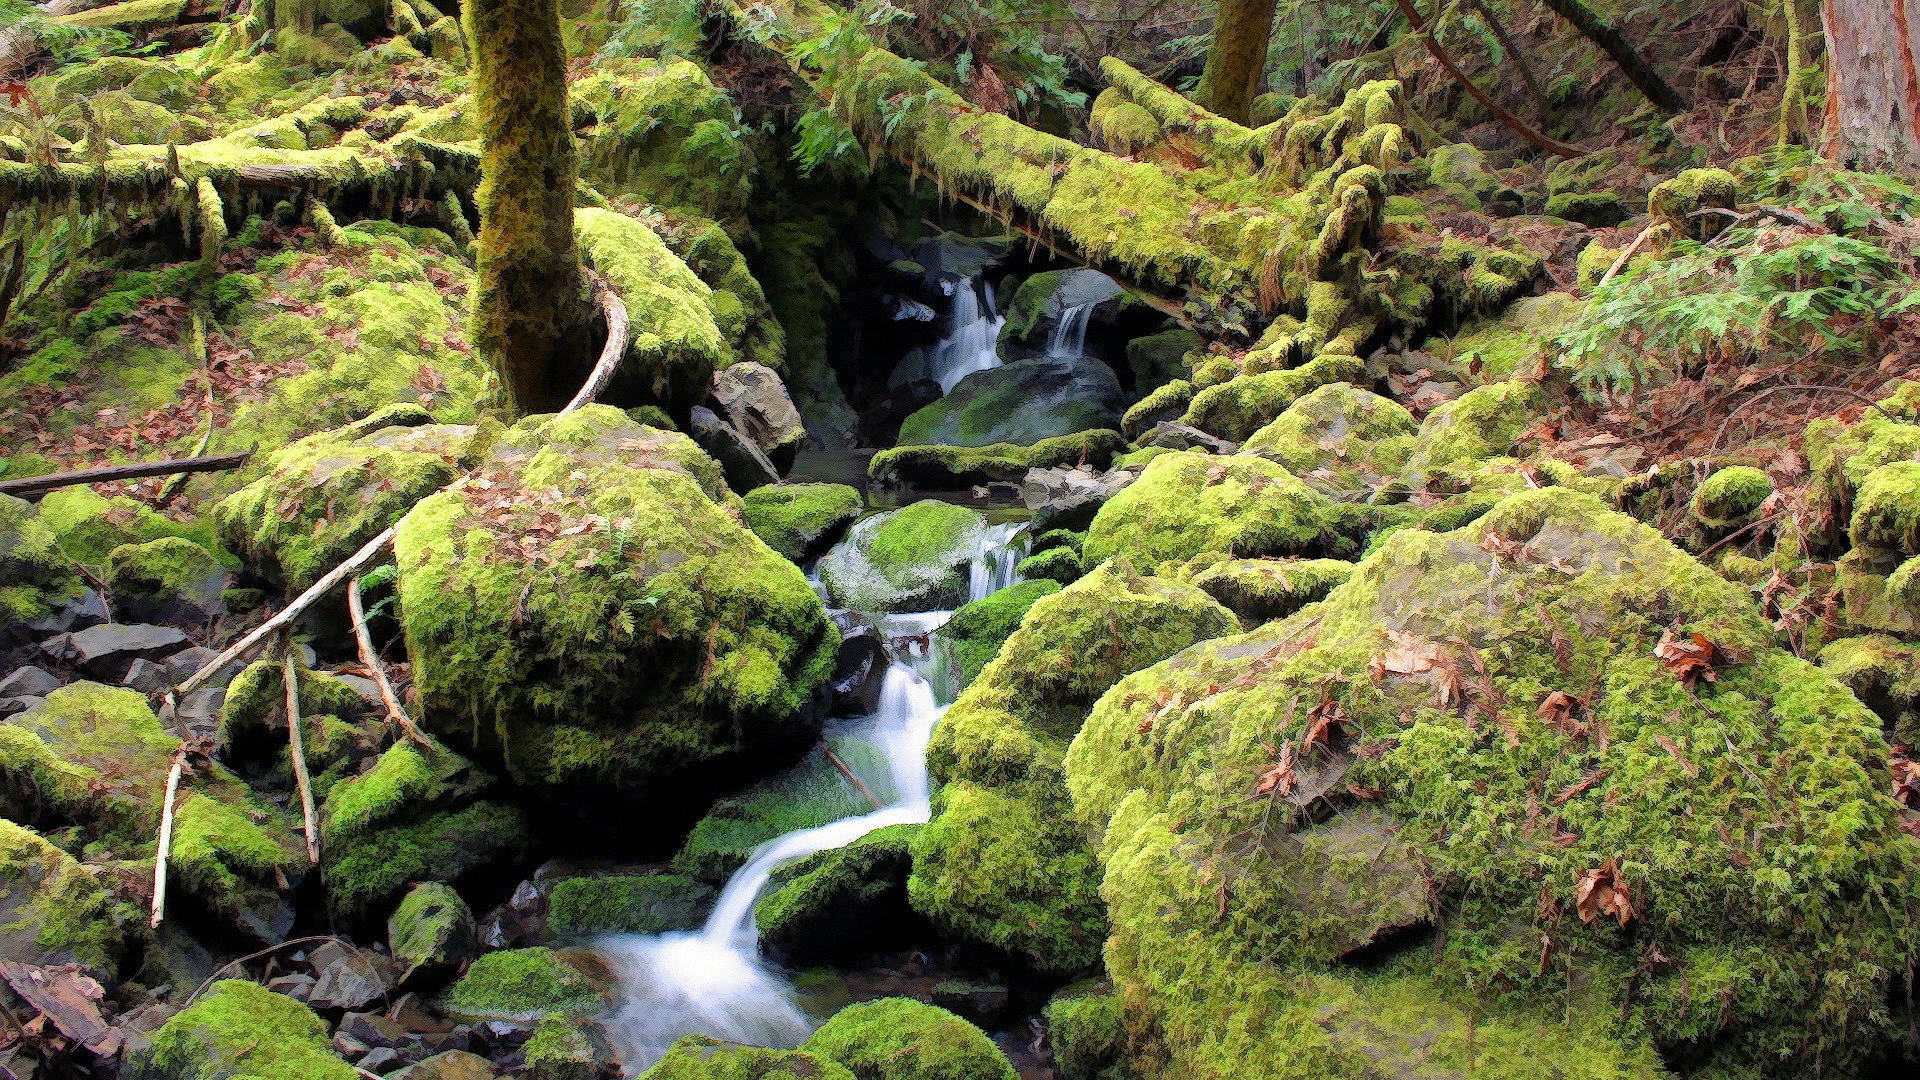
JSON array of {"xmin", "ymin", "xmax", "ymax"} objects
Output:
[
  {"xmin": 757, "ymin": 824, "xmax": 922, "ymax": 966},
  {"xmin": 999, "ymin": 268, "xmax": 1128, "ymax": 360},
  {"xmin": 23, "ymin": 588, "xmax": 107, "ymax": 638},
  {"xmin": 172, "ymin": 687, "xmax": 225, "ymax": 733},
  {"xmin": 0, "ymin": 494, "xmax": 85, "ymax": 640},
  {"xmin": 0, "ymin": 696, "xmax": 43, "ymax": 719},
  {"xmin": 0, "ymin": 820, "xmax": 129, "ymax": 971},
  {"xmin": 897, "ymin": 355, "xmax": 1125, "ymax": 449},
  {"xmin": 268, "ymin": 973, "xmax": 317, "ymax": 1001},
  {"xmin": 545, "ymin": 873, "xmax": 714, "ymax": 937},
  {"xmin": 389, "ymin": 882, "xmax": 477, "ymax": 990},
  {"xmin": 523, "ymin": 1015, "xmax": 619, "ymax": 1080},
  {"xmin": 689, "ymin": 405, "xmax": 780, "ymax": 492},
  {"xmin": 308, "ymin": 940, "xmax": 396, "ymax": 1012},
  {"xmin": 931, "ymin": 979, "xmax": 1010, "ymax": 1027},
  {"xmin": 340, "ymin": 1009, "xmax": 414, "ymax": 1050},
  {"xmin": 43, "ymin": 623, "xmax": 188, "ymax": 681},
  {"xmin": 0, "ymin": 667, "xmax": 59, "ymax": 699},
  {"xmin": 930, "ymin": 579, "xmax": 1061, "ymax": 694},
  {"xmin": 817, "ymin": 501, "xmax": 990, "ymax": 613},
  {"xmin": 1021, "ymin": 465, "xmax": 1137, "ymax": 534},
  {"xmin": 392, "ymin": 1050, "xmax": 503, "ymax": 1080},
  {"xmin": 443, "ymin": 947, "xmax": 610, "ymax": 1023},
  {"xmin": 829, "ymin": 611, "xmax": 889, "ymax": 717},
  {"xmin": 360, "ymin": 1047, "xmax": 406, "ymax": 1073},
  {"xmin": 1137, "ymin": 420, "xmax": 1237, "ymax": 455},
  {"xmin": 708, "ymin": 361, "xmax": 806, "ymax": 473}
]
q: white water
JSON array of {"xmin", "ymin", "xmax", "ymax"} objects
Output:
[
  {"xmin": 1046, "ymin": 302, "xmax": 1093, "ymax": 358},
  {"xmin": 927, "ymin": 276, "xmax": 1004, "ymax": 393},
  {"xmin": 597, "ymin": 523, "xmax": 1026, "ymax": 1074}
]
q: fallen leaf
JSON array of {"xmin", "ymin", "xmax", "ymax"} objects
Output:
[{"xmin": 1574, "ymin": 858, "xmax": 1635, "ymax": 928}]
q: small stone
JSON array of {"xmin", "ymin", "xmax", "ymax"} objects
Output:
[
  {"xmin": 340, "ymin": 1010, "xmax": 412, "ymax": 1050},
  {"xmin": 25, "ymin": 588, "xmax": 107, "ymax": 636},
  {"xmin": 332, "ymin": 1031, "xmax": 373, "ymax": 1060},
  {"xmin": 391, "ymin": 1050, "xmax": 502, "ymax": 1080},
  {"xmin": 122, "ymin": 658, "xmax": 169, "ymax": 694},
  {"xmin": 309, "ymin": 942, "xmax": 396, "ymax": 1012},
  {"xmin": 173, "ymin": 688, "xmax": 225, "ymax": 733},
  {"xmin": 0, "ymin": 697, "xmax": 43, "ymax": 718},
  {"xmin": 359, "ymin": 1047, "xmax": 405, "ymax": 1073},
  {"xmin": 689, "ymin": 406, "xmax": 779, "ymax": 493},
  {"xmin": 163, "ymin": 646, "xmax": 242, "ymax": 688},
  {"xmin": 707, "ymin": 362, "xmax": 806, "ymax": 474},
  {"xmin": 267, "ymin": 973, "xmax": 317, "ymax": 1002},
  {"xmin": 0, "ymin": 666, "xmax": 60, "ymax": 698},
  {"xmin": 44, "ymin": 623, "xmax": 189, "ymax": 681}
]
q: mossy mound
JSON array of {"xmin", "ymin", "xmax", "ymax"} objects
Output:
[
  {"xmin": 639, "ymin": 1036, "xmax": 856, "ymax": 1080},
  {"xmin": 104, "ymin": 536, "xmax": 231, "ymax": 624},
  {"xmin": 756, "ymin": 823, "xmax": 920, "ymax": 964},
  {"xmin": 2, "ymin": 683, "xmax": 303, "ymax": 941},
  {"xmin": 1120, "ymin": 379, "xmax": 1194, "ymax": 439},
  {"xmin": 135, "ymin": 980, "xmax": 356, "ymax": 1080},
  {"xmin": 444, "ymin": 947, "xmax": 607, "ymax": 1022},
  {"xmin": 1017, "ymin": 545, "xmax": 1085, "ymax": 585},
  {"xmin": 1690, "ymin": 465, "xmax": 1774, "ymax": 529},
  {"xmin": 1184, "ymin": 556, "xmax": 1354, "ymax": 623},
  {"xmin": 395, "ymin": 405, "xmax": 836, "ymax": 801},
  {"xmin": 1401, "ymin": 379, "xmax": 1545, "ymax": 485},
  {"xmin": 37, "ymin": 486, "xmax": 224, "ymax": 568},
  {"xmin": 817, "ymin": 501, "xmax": 990, "ymax": 613},
  {"xmin": 0, "ymin": 818, "xmax": 130, "ymax": 973},
  {"xmin": 216, "ymin": 405, "xmax": 486, "ymax": 590},
  {"xmin": 868, "ymin": 429, "xmax": 1125, "ymax": 491},
  {"xmin": 803, "ymin": 998, "xmax": 1017, "ymax": 1080},
  {"xmin": 389, "ymin": 881, "xmax": 477, "ymax": 987},
  {"xmin": 320, "ymin": 740, "xmax": 529, "ymax": 920},
  {"xmin": 1081, "ymin": 451, "xmax": 1335, "ymax": 569},
  {"xmin": 1125, "ymin": 328, "xmax": 1202, "ymax": 396},
  {"xmin": 1851, "ymin": 460, "xmax": 1920, "ymax": 556},
  {"xmin": 1432, "ymin": 293, "xmax": 1583, "ymax": 385},
  {"xmin": 0, "ymin": 493, "xmax": 84, "ymax": 625},
  {"xmin": 1066, "ymin": 488, "xmax": 1920, "ymax": 1078},
  {"xmin": 546, "ymin": 873, "xmax": 713, "ymax": 938},
  {"xmin": 1241, "ymin": 382, "xmax": 1416, "ymax": 498},
  {"xmin": 218, "ymin": 658, "xmax": 374, "ymax": 769},
  {"xmin": 672, "ymin": 750, "xmax": 868, "ymax": 883},
  {"xmin": 1044, "ymin": 981, "xmax": 1133, "ymax": 1080},
  {"xmin": 574, "ymin": 207, "xmax": 731, "ymax": 414},
  {"xmin": 523, "ymin": 1014, "xmax": 616, "ymax": 1080},
  {"xmin": 741, "ymin": 483, "xmax": 864, "ymax": 564},
  {"xmin": 931, "ymin": 579, "xmax": 1062, "ymax": 694},
  {"xmin": 572, "ymin": 58, "xmax": 758, "ymax": 227},
  {"xmin": 1179, "ymin": 355, "xmax": 1364, "ymax": 442},
  {"xmin": 897, "ymin": 356, "xmax": 1126, "ymax": 448},
  {"xmin": 914, "ymin": 562, "xmax": 1236, "ymax": 973}
]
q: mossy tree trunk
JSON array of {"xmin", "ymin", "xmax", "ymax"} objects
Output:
[
  {"xmin": 465, "ymin": 0, "xmax": 596, "ymax": 416},
  {"xmin": 1820, "ymin": 0, "xmax": 1920, "ymax": 176},
  {"xmin": 1197, "ymin": 0, "xmax": 1279, "ymax": 125},
  {"xmin": 1537, "ymin": 0, "xmax": 1686, "ymax": 112}
]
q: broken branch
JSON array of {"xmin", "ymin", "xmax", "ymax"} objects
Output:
[
  {"xmin": 282, "ymin": 645, "xmax": 321, "ymax": 866},
  {"xmin": 0, "ymin": 450, "xmax": 252, "ymax": 499},
  {"xmin": 148, "ymin": 751, "xmax": 186, "ymax": 929},
  {"xmin": 347, "ymin": 575, "xmax": 432, "ymax": 749},
  {"xmin": 1391, "ymin": 0, "xmax": 1584, "ymax": 159}
]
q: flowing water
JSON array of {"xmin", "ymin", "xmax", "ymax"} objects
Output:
[
  {"xmin": 1046, "ymin": 302, "xmax": 1092, "ymax": 359},
  {"xmin": 927, "ymin": 276, "xmax": 1004, "ymax": 393},
  {"xmin": 597, "ymin": 522, "xmax": 1027, "ymax": 1073}
]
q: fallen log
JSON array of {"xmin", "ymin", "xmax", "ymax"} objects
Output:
[{"xmin": 0, "ymin": 449, "xmax": 252, "ymax": 499}]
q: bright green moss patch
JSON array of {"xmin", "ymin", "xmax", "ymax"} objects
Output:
[
  {"xmin": 672, "ymin": 753, "xmax": 867, "ymax": 883},
  {"xmin": 742, "ymin": 483, "xmax": 864, "ymax": 563},
  {"xmin": 0, "ymin": 819, "xmax": 128, "ymax": 972},
  {"xmin": 1691, "ymin": 465, "xmax": 1774, "ymax": 529},
  {"xmin": 389, "ymin": 881, "xmax": 476, "ymax": 984},
  {"xmin": 523, "ymin": 1014, "xmax": 611, "ymax": 1080},
  {"xmin": 869, "ymin": 430, "xmax": 1126, "ymax": 490},
  {"xmin": 547, "ymin": 873, "xmax": 713, "ymax": 937},
  {"xmin": 1015, "ymin": 545, "xmax": 1084, "ymax": 586},
  {"xmin": 1044, "ymin": 981, "xmax": 1132, "ymax": 1080},
  {"xmin": 932, "ymin": 579, "xmax": 1062, "ymax": 693},
  {"xmin": 103, "ymin": 536, "xmax": 228, "ymax": 620},
  {"xmin": 574, "ymin": 207, "xmax": 731, "ymax": 412},
  {"xmin": 756, "ymin": 823, "xmax": 919, "ymax": 963},
  {"xmin": 640, "ymin": 1036, "xmax": 856, "ymax": 1080},
  {"xmin": 1082, "ymin": 451, "xmax": 1335, "ymax": 569},
  {"xmin": 803, "ymin": 998, "xmax": 1017, "ymax": 1080},
  {"xmin": 39, "ymin": 487, "xmax": 224, "ymax": 568},
  {"xmin": 1185, "ymin": 556, "xmax": 1354, "ymax": 623},
  {"xmin": 1179, "ymin": 355, "xmax": 1365, "ymax": 442},
  {"xmin": 0, "ymin": 494, "xmax": 83, "ymax": 623},
  {"xmin": 817, "ymin": 501, "xmax": 990, "ymax": 614},
  {"xmin": 139, "ymin": 980, "xmax": 355, "ymax": 1080},
  {"xmin": 1851, "ymin": 461, "xmax": 1920, "ymax": 555},
  {"xmin": 445, "ymin": 947, "xmax": 605, "ymax": 1021}
]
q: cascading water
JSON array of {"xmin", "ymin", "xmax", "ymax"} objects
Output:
[
  {"xmin": 1046, "ymin": 302, "xmax": 1093, "ymax": 359},
  {"xmin": 926, "ymin": 276, "xmax": 1004, "ymax": 393},
  {"xmin": 597, "ymin": 522, "xmax": 1028, "ymax": 1074}
]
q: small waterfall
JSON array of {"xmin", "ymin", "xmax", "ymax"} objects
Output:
[
  {"xmin": 598, "ymin": 531, "xmax": 1027, "ymax": 1074},
  {"xmin": 926, "ymin": 276, "xmax": 1005, "ymax": 393},
  {"xmin": 1046, "ymin": 302, "xmax": 1093, "ymax": 358}
]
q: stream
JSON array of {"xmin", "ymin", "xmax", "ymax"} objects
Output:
[{"xmin": 594, "ymin": 276, "xmax": 1030, "ymax": 1073}]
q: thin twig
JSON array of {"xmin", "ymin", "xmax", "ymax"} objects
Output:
[
  {"xmin": 148, "ymin": 752, "xmax": 185, "ymax": 929},
  {"xmin": 1391, "ymin": 0, "xmax": 1583, "ymax": 158},
  {"xmin": 346, "ymin": 575, "xmax": 432, "ymax": 749},
  {"xmin": 1596, "ymin": 224, "xmax": 1653, "ymax": 289},
  {"xmin": 283, "ymin": 644, "xmax": 321, "ymax": 867}
]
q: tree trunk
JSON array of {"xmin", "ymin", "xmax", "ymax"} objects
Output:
[
  {"xmin": 1198, "ymin": 0, "xmax": 1279, "ymax": 125},
  {"xmin": 1538, "ymin": 0, "xmax": 1687, "ymax": 113},
  {"xmin": 1820, "ymin": 0, "xmax": 1920, "ymax": 176},
  {"xmin": 464, "ymin": 0, "xmax": 595, "ymax": 416}
]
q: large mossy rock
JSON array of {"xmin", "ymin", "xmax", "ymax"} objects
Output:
[
  {"xmin": 639, "ymin": 1036, "xmax": 856, "ymax": 1080},
  {"xmin": 394, "ymin": 405, "xmax": 837, "ymax": 803},
  {"xmin": 741, "ymin": 483, "xmax": 863, "ymax": 563},
  {"xmin": 0, "ymin": 818, "xmax": 130, "ymax": 972},
  {"xmin": 388, "ymin": 881, "xmax": 477, "ymax": 988},
  {"xmin": 444, "ymin": 947, "xmax": 610, "ymax": 1022},
  {"xmin": 546, "ymin": 872, "xmax": 714, "ymax": 938},
  {"xmin": 1064, "ymin": 488, "xmax": 1920, "ymax": 1078},
  {"xmin": 0, "ymin": 493, "xmax": 83, "ymax": 626},
  {"xmin": 574, "ymin": 207, "xmax": 732, "ymax": 414},
  {"xmin": 755, "ymin": 823, "xmax": 921, "ymax": 964},
  {"xmin": 216, "ymin": 405, "xmax": 486, "ymax": 590},
  {"xmin": 913, "ymin": 562, "xmax": 1236, "ymax": 973},
  {"xmin": 816, "ymin": 501, "xmax": 990, "ymax": 613},
  {"xmin": 804, "ymin": 998, "xmax": 1017, "ymax": 1080},
  {"xmin": 1, "ymin": 683, "xmax": 304, "ymax": 942},
  {"xmin": 134, "ymin": 979, "xmax": 356, "ymax": 1080},
  {"xmin": 1241, "ymin": 382, "xmax": 1416, "ymax": 499},
  {"xmin": 930, "ymin": 579, "xmax": 1061, "ymax": 696},
  {"xmin": 1179, "ymin": 354, "xmax": 1363, "ymax": 442},
  {"xmin": 104, "ymin": 536, "xmax": 232, "ymax": 625},
  {"xmin": 869, "ymin": 430, "xmax": 1124, "ymax": 492},
  {"xmin": 999, "ymin": 268, "xmax": 1127, "ymax": 357},
  {"xmin": 896, "ymin": 356, "xmax": 1126, "ymax": 448},
  {"xmin": 1081, "ymin": 451, "xmax": 1336, "ymax": 570}
]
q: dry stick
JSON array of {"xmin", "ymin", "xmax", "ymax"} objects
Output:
[
  {"xmin": 0, "ymin": 450, "xmax": 253, "ymax": 499},
  {"xmin": 282, "ymin": 645, "xmax": 321, "ymax": 866},
  {"xmin": 148, "ymin": 751, "xmax": 186, "ymax": 929},
  {"xmin": 563, "ymin": 286, "xmax": 631, "ymax": 415},
  {"xmin": 1390, "ymin": 0, "xmax": 1584, "ymax": 159},
  {"xmin": 1595, "ymin": 224, "xmax": 1654, "ymax": 289},
  {"xmin": 820, "ymin": 742, "xmax": 884, "ymax": 811},
  {"xmin": 346, "ymin": 575, "xmax": 432, "ymax": 749}
]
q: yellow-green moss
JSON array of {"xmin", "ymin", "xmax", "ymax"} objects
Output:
[
  {"xmin": 445, "ymin": 947, "xmax": 604, "ymax": 1021},
  {"xmin": 1179, "ymin": 355, "xmax": 1364, "ymax": 442},
  {"xmin": 1082, "ymin": 451, "xmax": 1335, "ymax": 568},
  {"xmin": 1691, "ymin": 466, "xmax": 1774, "ymax": 529},
  {"xmin": 803, "ymin": 998, "xmax": 1017, "ymax": 1080},
  {"xmin": 741, "ymin": 483, "xmax": 863, "ymax": 563},
  {"xmin": 574, "ymin": 207, "xmax": 731, "ymax": 412},
  {"xmin": 640, "ymin": 1036, "xmax": 856, "ymax": 1080},
  {"xmin": 0, "ymin": 819, "xmax": 129, "ymax": 972},
  {"xmin": 138, "ymin": 980, "xmax": 355, "ymax": 1080}
]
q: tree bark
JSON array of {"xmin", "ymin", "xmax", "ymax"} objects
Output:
[
  {"xmin": 1198, "ymin": 0, "xmax": 1279, "ymax": 125},
  {"xmin": 1820, "ymin": 0, "xmax": 1920, "ymax": 176},
  {"xmin": 464, "ymin": 0, "xmax": 595, "ymax": 415},
  {"xmin": 1537, "ymin": 0, "xmax": 1687, "ymax": 113}
]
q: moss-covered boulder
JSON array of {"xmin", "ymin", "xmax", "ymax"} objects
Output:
[
  {"xmin": 1, "ymin": 683, "xmax": 304, "ymax": 941},
  {"xmin": 38, "ymin": 486, "xmax": 224, "ymax": 568},
  {"xmin": 1044, "ymin": 981, "xmax": 1132, "ymax": 1080},
  {"xmin": 803, "ymin": 998, "xmax": 1017, "ymax": 1080},
  {"xmin": 1431, "ymin": 292, "xmax": 1581, "ymax": 384},
  {"xmin": 672, "ymin": 750, "xmax": 869, "ymax": 883},
  {"xmin": 1016, "ymin": 545, "xmax": 1084, "ymax": 585},
  {"xmin": 134, "ymin": 980, "xmax": 356, "ymax": 1080},
  {"xmin": 931, "ymin": 579, "xmax": 1061, "ymax": 695},
  {"xmin": 1400, "ymin": 379, "xmax": 1545, "ymax": 486},
  {"xmin": 1124, "ymin": 328, "xmax": 1201, "ymax": 396},
  {"xmin": 639, "ymin": 1036, "xmax": 855, "ymax": 1080},
  {"xmin": 817, "ymin": 501, "xmax": 991, "ymax": 613},
  {"xmin": 444, "ymin": 947, "xmax": 609, "ymax": 1022},
  {"xmin": 741, "ymin": 483, "xmax": 863, "ymax": 563},
  {"xmin": 1179, "ymin": 354, "xmax": 1364, "ymax": 442},
  {"xmin": 1241, "ymin": 382, "xmax": 1416, "ymax": 499},
  {"xmin": 1185, "ymin": 556, "xmax": 1354, "ymax": 623},
  {"xmin": 1081, "ymin": 452, "xmax": 1335, "ymax": 570},
  {"xmin": 217, "ymin": 658, "xmax": 374, "ymax": 771},
  {"xmin": 104, "ymin": 536, "xmax": 232, "ymax": 625},
  {"xmin": 1120, "ymin": 379, "xmax": 1193, "ymax": 439},
  {"xmin": 0, "ymin": 818, "xmax": 130, "ymax": 973},
  {"xmin": 216, "ymin": 405, "xmax": 486, "ymax": 590},
  {"xmin": 546, "ymin": 873, "xmax": 713, "ymax": 938},
  {"xmin": 868, "ymin": 430, "xmax": 1125, "ymax": 491},
  {"xmin": 575, "ymin": 207, "xmax": 732, "ymax": 414},
  {"xmin": 1000, "ymin": 268, "xmax": 1128, "ymax": 356},
  {"xmin": 1690, "ymin": 465, "xmax": 1774, "ymax": 530},
  {"xmin": 0, "ymin": 493, "xmax": 83, "ymax": 626},
  {"xmin": 523, "ymin": 1014, "xmax": 619, "ymax": 1080},
  {"xmin": 320, "ymin": 740, "xmax": 529, "ymax": 920},
  {"xmin": 394, "ymin": 405, "xmax": 837, "ymax": 803},
  {"xmin": 897, "ymin": 356, "xmax": 1126, "ymax": 448},
  {"xmin": 756, "ymin": 823, "xmax": 920, "ymax": 964},
  {"xmin": 1065, "ymin": 488, "xmax": 1920, "ymax": 1078},
  {"xmin": 389, "ymin": 881, "xmax": 477, "ymax": 988},
  {"xmin": 1820, "ymin": 634, "xmax": 1920, "ymax": 743},
  {"xmin": 914, "ymin": 563, "xmax": 1236, "ymax": 973}
]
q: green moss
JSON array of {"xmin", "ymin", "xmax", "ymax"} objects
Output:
[
  {"xmin": 1120, "ymin": 380, "xmax": 1194, "ymax": 440},
  {"xmin": 803, "ymin": 998, "xmax": 1017, "ymax": 1080},
  {"xmin": 38, "ymin": 487, "xmax": 224, "ymax": 568},
  {"xmin": 0, "ymin": 494, "xmax": 83, "ymax": 623},
  {"xmin": 1691, "ymin": 466, "xmax": 1774, "ymax": 529},
  {"xmin": 445, "ymin": 947, "xmax": 603, "ymax": 1021},
  {"xmin": 755, "ymin": 823, "xmax": 918, "ymax": 961},
  {"xmin": 1432, "ymin": 293, "xmax": 1583, "ymax": 385},
  {"xmin": 1186, "ymin": 556, "xmax": 1354, "ymax": 623},
  {"xmin": 389, "ymin": 881, "xmax": 475, "ymax": 982},
  {"xmin": 1819, "ymin": 634, "xmax": 1920, "ymax": 742},
  {"xmin": 1648, "ymin": 167, "xmax": 1739, "ymax": 245},
  {"xmin": 547, "ymin": 873, "xmax": 712, "ymax": 937},
  {"xmin": 932, "ymin": 579, "xmax": 1062, "ymax": 693},
  {"xmin": 742, "ymin": 483, "xmax": 864, "ymax": 563},
  {"xmin": 1044, "ymin": 981, "xmax": 1134, "ymax": 1080},
  {"xmin": 1402, "ymin": 380, "xmax": 1546, "ymax": 484},
  {"xmin": 818, "ymin": 501, "xmax": 989, "ymax": 614},
  {"xmin": 523, "ymin": 1015, "xmax": 611, "ymax": 1080},
  {"xmin": 1241, "ymin": 382, "xmax": 1416, "ymax": 498},
  {"xmin": 572, "ymin": 58, "xmax": 757, "ymax": 226},
  {"xmin": 870, "ymin": 430, "xmax": 1126, "ymax": 490},
  {"xmin": 673, "ymin": 753, "xmax": 867, "ymax": 882},
  {"xmin": 1082, "ymin": 451, "xmax": 1335, "ymax": 569},
  {"xmin": 1066, "ymin": 488, "xmax": 1920, "ymax": 1078},
  {"xmin": 640, "ymin": 1036, "xmax": 856, "ymax": 1080},
  {"xmin": 104, "ymin": 536, "xmax": 225, "ymax": 612},
  {"xmin": 138, "ymin": 981, "xmax": 355, "ymax": 1080},
  {"xmin": 0, "ymin": 819, "xmax": 128, "ymax": 972},
  {"xmin": 1178, "ymin": 355, "xmax": 1365, "ymax": 443},
  {"xmin": 1016, "ymin": 545, "xmax": 1084, "ymax": 586},
  {"xmin": 218, "ymin": 658, "xmax": 371, "ymax": 764},
  {"xmin": 1851, "ymin": 461, "xmax": 1920, "ymax": 556},
  {"xmin": 1125, "ymin": 329, "xmax": 1202, "ymax": 394},
  {"xmin": 574, "ymin": 207, "xmax": 730, "ymax": 412},
  {"xmin": 1543, "ymin": 191, "xmax": 1627, "ymax": 227}
]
